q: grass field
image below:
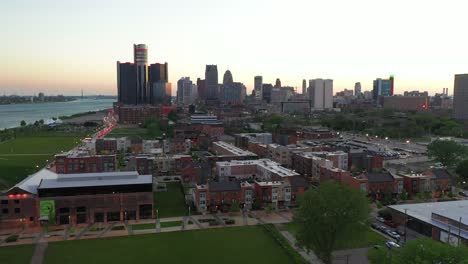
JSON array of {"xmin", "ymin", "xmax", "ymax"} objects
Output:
[
  {"xmin": 0, "ymin": 136, "xmax": 81, "ymax": 189},
  {"xmin": 0, "ymin": 244, "xmax": 35, "ymax": 264},
  {"xmin": 154, "ymin": 182, "xmax": 187, "ymax": 218},
  {"xmin": 160, "ymin": 220, "xmax": 183, "ymax": 228},
  {"xmin": 43, "ymin": 226, "xmax": 298, "ymax": 264},
  {"xmin": 105, "ymin": 127, "xmax": 150, "ymax": 140},
  {"xmin": 284, "ymin": 222, "xmax": 386, "ymax": 250}
]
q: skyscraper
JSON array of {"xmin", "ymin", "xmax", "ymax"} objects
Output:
[
  {"xmin": 390, "ymin": 75, "xmax": 395, "ymax": 95},
  {"xmin": 254, "ymin": 76, "xmax": 263, "ymax": 99},
  {"xmin": 275, "ymin": 78, "xmax": 282, "ymax": 88},
  {"xmin": 117, "ymin": 62, "xmax": 137, "ymax": 105},
  {"xmin": 302, "ymin": 79, "xmax": 307, "ymax": 95},
  {"xmin": 134, "ymin": 44, "xmax": 148, "ymax": 104},
  {"xmin": 308, "ymin": 79, "xmax": 333, "ymax": 109},
  {"xmin": 177, "ymin": 77, "xmax": 197, "ymax": 105},
  {"xmin": 373, "ymin": 78, "xmax": 392, "ymax": 100},
  {"xmin": 354, "ymin": 82, "xmax": 362, "ymax": 97},
  {"xmin": 148, "ymin": 63, "xmax": 169, "ymax": 105},
  {"xmin": 454, "ymin": 74, "xmax": 468, "ymax": 120},
  {"xmin": 197, "ymin": 78, "xmax": 206, "ymax": 101},
  {"xmin": 223, "ymin": 70, "xmax": 233, "ymax": 85},
  {"xmin": 262, "ymin": 84, "xmax": 273, "ymax": 103},
  {"xmin": 205, "ymin": 65, "xmax": 219, "ymax": 101}
]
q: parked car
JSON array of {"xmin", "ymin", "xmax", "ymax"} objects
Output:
[
  {"xmin": 386, "ymin": 230, "xmax": 401, "ymax": 240},
  {"xmin": 386, "ymin": 241, "xmax": 401, "ymax": 249},
  {"xmin": 376, "ymin": 217, "xmax": 385, "ymax": 223},
  {"xmin": 396, "ymin": 229, "xmax": 405, "ymax": 236},
  {"xmin": 459, "ymin": 191, "xmax": 468, "ymax": 197},
  {"xmin": 385, "ymin": 220, "xmax": 397, "ymax": 228},
  {"xmin": 371, "ymin": 223, "xmax": 379, "ymax": 230}
]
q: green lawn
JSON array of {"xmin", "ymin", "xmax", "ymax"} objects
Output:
[
  {"xmin": 44, "ymin": 226, "xmax": 298, "ymax": 264},
  {"xmin": 154, "ymin": 182, "xmax": 188, "ymax": 218},
  {"xmin": 0, "ymin": 136, "xmax": 81, "ymax": 189},
  {"xmin": 160, "ymin": 220, "xmax": 182, "ymax": 228},
  {"xmin": 105, "ymin": 127, "xmax": 150, "ymax": 140},
  {"xmin": 0, "ymin": 244, "xmax": 35, "ymax": 264},
  {"xmin": 131, "ymin": 223, "xmax": 156, "ymax": 230},
  {"xmin": 284, "ymin": 223, "xmax": 386, "ymax": 250}
]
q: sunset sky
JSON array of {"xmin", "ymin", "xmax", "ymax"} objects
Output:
[{"xmin": 2, "ymin": 0, "xmax": 468, "ymax": 96}]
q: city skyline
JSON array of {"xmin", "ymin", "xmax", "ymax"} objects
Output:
[{"xmin": 2, "ymin": 0, "xmax": 468, "ymax": 96}]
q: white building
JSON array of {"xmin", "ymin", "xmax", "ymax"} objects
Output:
[
  {"xmin": 308, "ymin": 79, "xmax": 333, "ymax": 109},
  {"xmin": 177, "ymin": 77, "xmax": 197, "ymax": 105}
]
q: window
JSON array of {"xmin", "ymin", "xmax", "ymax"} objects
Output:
[
  {"xmin": 14, "ymin": 199, "xmax": 20, "ymax": 204},
  {"xmin": 76, "ymin": 206, "xmax": 86, "ymax": 213},
  {"xmin": 14, "ymin": 208, "xmax": 20, "ymax": 214},
  {"xmin": 2, "ymin": 208, "xmax": 8, "ymax": 214},
  {"xmin": 1, "ymin": 200, "xmax": 7, "ymax": 205}
]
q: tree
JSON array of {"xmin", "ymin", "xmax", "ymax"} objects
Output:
[
  {"xmin": 20, "ymin": 120, "xmax": 26, "ymax": 126},
  {"xmin": 428, "ymin": 140, "xmax": 467, "ymax": 168},
  {"xmin": 168, "ymin": 110, "xmax": 178, "ymax": 122},
  {"xmin": 294, "ymin": 181, "xmax": 369, "ymax": 264},
  {"xmin": 368, "ymin": 238, "xmax": 468, "ymax": 264},
  {"xmin": 456, "ymin": 159, "xmax": 468, "ymax": 182}
]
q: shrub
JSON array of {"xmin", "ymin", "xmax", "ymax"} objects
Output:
[
  {"xmin": 5, "ymin": 234, "xmax": 19, "ymax": 243},
  {"xmin": 378, "ymin": 208, "xmax": 392, "ymax": 220},
  {"xmin": 225, "ymin": 219, "xmax": 235, "ymax": 225}
]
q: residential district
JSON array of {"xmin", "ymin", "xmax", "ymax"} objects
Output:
[{"xmin": 1, "ymin": 44, "xmax": 467, "ymax": 263}]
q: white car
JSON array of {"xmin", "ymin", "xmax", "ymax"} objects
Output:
[
  {"xmin": 376, "ymin": 217, "xmax": 385, "ymax": 223},
  {"xmin": 386, "ymin": 241, "xmax": 401, "ymax": 249}
]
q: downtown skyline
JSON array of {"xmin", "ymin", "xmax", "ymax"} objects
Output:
[{"xmin": 2, "ymin": 0, "xmax": 468, "ymax": 96}]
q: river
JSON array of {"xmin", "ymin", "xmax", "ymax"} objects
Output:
[{"xmin": 0, "ymin": 98, "xmax": 116, "ymax": 129}]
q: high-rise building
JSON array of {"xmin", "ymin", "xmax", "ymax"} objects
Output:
[
  {"xmin": 134, "ymin": 44, "xmax": 148, "ymax": 104},
  {"xmin": 308, "ymin": 79, "xmax": 333, "ymax": 109},
  {"xmin": 205, "ymin": 65, "xmax": 219, "ymax": 101},
  {"xmin": 197, "ymin": 78, "xmax": 206, "ymax": 101},
  {"xmin": 262, "ymin": 84, "xmax": 273, "ymax": 103},
  {"xmin": 177, "ymin": 77, "xmax": 197, "ymax": 105},
  {"xmin": 223, "ymin": 70, "xmax": 233, "ymax": 85},
  {"xmin": 390, "ymin": 75, "xmax": 395, "ymax": 95},
  {"xmin": 373, "ymin": 78, "xmax": 393, "ymax": 100},
  {"xmin": 148, "ymin": 63, "xmax": 169, "ymax": 105},
  {"xmin": 149, "ymin": 81, "xmax": 171, "ymax": 105},
  {"xmin": 254, "ymin": 76, "xmax": 263, "ymax": 99},
  {"xmin": 221, "ymin": 82, "xmax": 245, "ymax": 105},
  {"xmin": 117, "ymin": 62, "xmax": 137, "ymax": 105},
  {"xmin": 275, "ymin": 78, "xmax": 282, "ymax": 88},
  {"xmin": 302, "ymin": 79, "xmax": 307, "ymax": 95},
  {"xmin": 148, "ymin": 63, "xmax": 168, "ymax": 83},
  {"xmin": 454, "ymin": 74, "xmax": 468, "ymax": 120},
  {"xmin": 354, "ymin": 82, "xmax": 362, "ymax": 97}
]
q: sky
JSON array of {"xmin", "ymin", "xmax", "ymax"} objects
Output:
[{"xmin": 1, "ymin": 0, "xmax": 468, "ymax": 96}]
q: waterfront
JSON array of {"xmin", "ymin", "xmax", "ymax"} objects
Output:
[{"xmin": 0, "ymin": 98, "xmax": 115, "ymax": 129}]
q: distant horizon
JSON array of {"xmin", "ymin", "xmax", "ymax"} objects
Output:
[{"xmin": 2, "ymin": 0, "xmax": 467, "ymax": 96}]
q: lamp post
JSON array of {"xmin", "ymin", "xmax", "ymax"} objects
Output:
[{"xmin": 404, "ymin": 208, "xmax": 408, "ymax": 244}]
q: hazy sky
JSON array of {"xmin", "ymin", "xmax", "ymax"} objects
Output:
[{"xmin": 2, "ymin": 0, "xmax": 467, "ymax": 96}]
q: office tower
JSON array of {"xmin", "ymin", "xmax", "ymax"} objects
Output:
[
  {"xmin": 275, "ymin": 78, "xmax": 282, "ymax": 88},
  {"xmin": 390, "ymin": 75, "xmax": 395, "ymax": 95},
  {"xmin": 302, "ymin": 79, "xmax": 307, "ymax": 95},
  {"xmin": 197, "ymin": 78, "xmax": 206, "ymax": 101},
  {"xmin": 149, "ymin": 81, "xmax": 171, "ymax": 105},
  {"xmin": 148, "ymin": 63, "xmax": 168, "ymax": 83},
  {"xmin": 177, "ymin": 77, "xmax": 197, "ymax": 105},
  {"xmin": 254, "ymin": 76, "xmax": 263, "ymax": 99},
  {"xmin": 221, "ymin": 82, "xmax": 245, "ymax": 105},
  {"xmin": 354, "ymin": 82, "xmax": 362, "ymax": 97},
  {"xmin": 454, "ymin": 74, "xmax": 468, "ymax": 120},
  {"xmin": 134, "ymin": 44, "xmax": 148, "ymax": 104},
  {"xmin": 223, "ymin": 70, "xmax": 233, "ymax": 85},
  {"xmin": 372, "ymin": 78, "xmax": 392, "ymax": 100},
  {"xmin": 262, "ymin": 84, "xmax": 273, "ymax": 103},
  {"xmin": 117, "ymin": 61, "xmax": 137, "ymax": 105},
  {"xmin": 205, "ymin": 65, "xmax": 219, "ymax": 100},
  {"xmin": 308, "ymin": 79, "xmax": 333, "ymax": 109}
]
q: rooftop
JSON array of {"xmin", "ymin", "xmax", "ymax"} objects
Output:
[
  {"xmin": 213, "ymin": 141, "xmax": 257, "ymax": 157},
  {"xmin": 38, "ymin": 171, "xmax": 152, "ymax": 189},
  {"xmin": 389, "ymin": 200, "xmax": 468, "ymax": 239}
]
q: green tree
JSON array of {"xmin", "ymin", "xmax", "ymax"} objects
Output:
[
  {"xmin": 20, "ymin": 120, "xmax": 26, "ymax": 126},
  {"xmin": 456, "ymin": 159, "xmax": 468, "ymax": 182},
  {"xmin": 368, "ymin": 238, "xmax": 468, "ymax": 264},
  {"xmin": 168, "ymin": 110, "xmax": 178, "ymax": 122},
  {"xmin": 230, "ymin": 200, "xmax": 240, "ymax": 213},
  {"xmin": 428, "ymin": 140, "xmax": 467, "ymax": 168},
  {"xmin": 294, "ymin": 181, "xmax": 369, "ymax": 264}
]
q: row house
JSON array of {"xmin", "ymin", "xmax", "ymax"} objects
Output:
[
  {"xmin": 366, "ymin": 171, "xmax": 403, "ymax": 199},
  {"xmin": 291, "ymin": 152, "xmax": 333, "ymax": 178},
  {"xmin": 247, "ymin": 142, "xmax": 268, "ymax": 158},
  {"xmin": 297, "ymin": 127, "xmax": 337, "ymax": 140},
  {"xmin": 254, "ymin": 181, "xmax": 291, "ymax": 208},
  {"xmin": 95, "ymin": 138, "xmax": 118, "ymax": 154},
  {"xmin": 216, "ymin": 159, "xmax": 299, "ymax": 182},
  {"xmin": 135, "ymin": 155, "xmax": 192, "ymax": 176},
  {"xmin": 55, "ymin": 151, "xmax": 116, "ymax": 174},
  {"xmin": 192, "ymin": 181, "xmax": 253, "ymax": 212},
  {"xmin": 348, "ymin": 149, "xmax": 384, "ymax": 172},
  {"xmin": 401, "ymin": 168, "xmax": 453, "ymax": 197}
]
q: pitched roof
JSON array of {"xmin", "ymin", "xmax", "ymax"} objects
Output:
[
  {"xmin": 209, "ymin": 181, "xmax": 241, "ymax": 192},
  {"xmin": 429, "ymin": 169, "xmax": 452, "ymax": 180},
  {"xmin": 288, "ymin": 176, "xmax": 309, "ymax": 188},
  {"xmin": 367, "ymin": 171, "xmax": 394, "ymax": 183}
]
